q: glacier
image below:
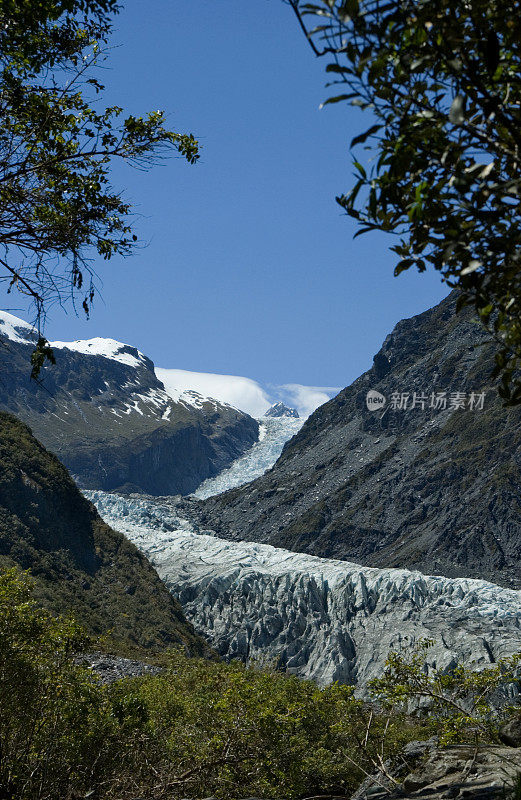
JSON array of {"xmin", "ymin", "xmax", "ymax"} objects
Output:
[
  {"xmin": 87, "ymin": 490, "xmax": 521, "ymax": 689},
  {"xmin": 194, "ymin": 416, "xmax": 303, "ymax": 498}
]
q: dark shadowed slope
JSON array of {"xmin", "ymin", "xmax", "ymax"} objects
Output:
[
  {"xmin": 194, "ymin": 293, "xmax": 521, "ymax": 587},
  {"xmin": 0, "ymin": 412, "xmax": 208, "ymax": 655}
]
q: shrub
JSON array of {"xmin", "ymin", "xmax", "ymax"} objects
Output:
[
  {"xmin": 0, "ymin": 568, "xmax": 132, "ymax": 799},
  {"xmin": 369, "ymin": 639, "xmax": 521, "ymax": 745},
  {"xmin": 0, "ymin": 567, "xmax": 428, "ymax": 799}
]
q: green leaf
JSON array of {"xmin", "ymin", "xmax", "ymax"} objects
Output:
[
  {"xmin": 350, "ymin": 124, "xmax": 382, "ymax": 148},
  {"xmin": 325, "ymin": 63, "xmax": 352, "ymax": 74},
  {"xmin": 394, "ymin": 259, "xmax": 415, "ymax": 275},
  {"xmin": 319, "ymin": 94, "xmax": 357, "ymax": 108}
]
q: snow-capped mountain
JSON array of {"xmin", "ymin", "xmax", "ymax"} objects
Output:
[
  {"xmin": 88, "ymin": 490, "xmax": 521, "ymax": 690},
  {"xmin": 0, "ymin": 311, "xmax": 258, "ymax": 495},
  {"xmin": 265, "ymin": 402, "xmax": 299, "ymax": 419},
  {"xmin": 49, "ymin": 334, "xmax": 234, "ymax": 415},
  {"xmin": 156, "ymin": 367, "xmax": 339, "ymax": 419}
]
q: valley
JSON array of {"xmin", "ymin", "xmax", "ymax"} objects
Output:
[
  {"xmin": 3, "ymin": 292, "xmax": 521, "ymax": 800},
  {"xmin": 87, "ymin": 488, "xmax": 521, "ymax": 690},
  {"xmin": 2, "ymin": 2, "xmax": 520, "ymax": 796}
]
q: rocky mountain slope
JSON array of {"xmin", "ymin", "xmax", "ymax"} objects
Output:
[
  {"xmin": 0, "ymin": 412, "xmax": 208, "ymax": 655},
  {"xmin": 89, "ymin": 490, "xmax": 521, "ymax": 689},
  {"xmin": 194, "ymin": 292, "xmax": 521, "ymax": 587},
  {"xmin": 0, "ymin": 312, "xmax": 258, "ymax": 494}
]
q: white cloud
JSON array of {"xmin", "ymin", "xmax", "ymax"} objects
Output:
[
  {"xmin": 156, "ymin": 368, "xmax": 271, "ymax": 418},
  {"xmin": 277, "ymin": 384, "xmax": 340, "ymax": 419},
  {"xmin": 156, "ymin": 367, "xmax": 340, "ymax": 420}
]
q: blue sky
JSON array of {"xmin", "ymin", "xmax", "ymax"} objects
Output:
[{"xmin": 2, "ymin": 0, "xmax": 448, "ymax": 388}]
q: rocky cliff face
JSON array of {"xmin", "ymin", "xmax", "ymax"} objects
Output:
[
  {"xmin": 0, "ymin": 412, "xmax": 208, "ymax": 655},
  {"xmin": 0, "ymin": 312, "xmax": 258, "ymax": 494},
  {"xmin": 194, "ymin": 293, "xmax": 521, "ymax": 587},
  {"xmin": 89, "ymin": 490, "xmax": 521, "ymax": 690}
]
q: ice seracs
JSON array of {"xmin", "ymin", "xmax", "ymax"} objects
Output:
[
  {"xmin": 194, "ymin": 415, "xmax": 303, "ymax": 498},
  {"xmin": 88, "ymin": 490, "xmax": 521, "ymax": 690}
]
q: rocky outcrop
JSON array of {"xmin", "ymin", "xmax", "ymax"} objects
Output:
[
  {"xmin": 75, "ymin": 652, "xmax": 162, "ymax": 683},
  {"xmin": 194, "ymin": 293, "xmax": 521, "ymax": 588},
  {"xmin": 0, "ymin": 312, "xmax": 258, "ymax": 494},
  {"xmin": 357, "ymin": 743, "xmax": 521, "ymax": 800},
  {"xmin": 88, "ymin": 491, "xmax": 521, "ymax": 690}
]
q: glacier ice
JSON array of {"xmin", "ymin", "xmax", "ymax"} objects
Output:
[
  {"xmin": 194, "ymin": 416, "xmax": 303, "ymax": 498},
  {"xmin": 87, "ymin": 490, "xmax": 521, "ymax": 689}
]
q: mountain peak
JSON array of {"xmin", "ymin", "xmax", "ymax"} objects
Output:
[
  {"xmin": 0, "ymin": 310, "xmax": 37, "ymax": 345},
  {"xmin": 50, "ymin": 336, "xmax": 151, "ymax": 370},
  {"xmin": 264, "ymin": 402, "xmax": 299, "ymax": 419}
]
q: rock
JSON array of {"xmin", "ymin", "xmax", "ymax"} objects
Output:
[
  {"xmin": 264, "ymin": 402, "xmax": 299, "ymax": 419},
  {"xmin": 499, "ymin": 714, "xmax": 521, "ymax": 747},
  {"xmin": 402, "ymin": 737, "xmax": 439, "ymax": 760},
  {"xmin": 75, "ymin": 652, "xmax": 162, "ymax": 684},
  {"xmin": 194, "ymin": 291, "xmax": 521, "ymax": 589},
  {"xmin": 373, "ymin": 352, "xmax": 391, "ymax": 378},
  {"xmin": 357, "ymin": 745, "xmax": 521, "ymax": 800}
]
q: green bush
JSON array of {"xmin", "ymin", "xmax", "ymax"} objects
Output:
[
  {"xmin": 0, "ymin": 568, "xmax": 118, "ymax": 799},
  {"xmin": 369, "ymin": 639, "xmax": 521, "ymax": 745},
  {"xmin": 0, "ymin": 566, "xmax": 426, "ymax": 800},
  {"xmin": 122, "ymin": 653, "xmax": 360, "ymax": 798}
]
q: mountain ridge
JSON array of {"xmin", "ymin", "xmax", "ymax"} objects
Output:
[
  {"xmin": 0, "ymin": 312, "xmax": 258, "ymax": 495},
  {"xmin": 192, "ymin": 292, "xmax": 521, "ymax": 587}
]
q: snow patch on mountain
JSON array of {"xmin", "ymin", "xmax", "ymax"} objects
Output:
[
  {"xmin": 50, "ymin": 337, "xmax": 149, "ymax": 369},
  {"xmin": 157, "ymin": 368, "xmax": 267, "ymax": 416},
  {"xmin": 0, "ymin": 311, "xmax": 37, "ymax": 345},
  {"xmin": 87, "ymin": 490, "xmax": 521, "ymax": 689},
  {"xmin": 194, "ymin": 416, "xmax": 303, "ymax": 498}
]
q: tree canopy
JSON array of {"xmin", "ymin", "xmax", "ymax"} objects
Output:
[
  {"xmin": 0, "ymin": 0, "xmax": 199, "ymax": 373},
  {"xmin": 288, "ymin": 0, "xmax": 521, "ymax": 402}
]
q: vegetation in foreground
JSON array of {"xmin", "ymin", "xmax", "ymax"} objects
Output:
[
  {"xmin": 2, "ymin": 566, "xmax": 521, "ymax": 800},
  {"xmin": 0, "ymin": 567, "xmax": 422, "ymax": 800},
  {"xmin": 0, "ymin": 0, "xmax": 199, "ymax": 374},
  {"xmin": 0, "ymin": 411, "xmax": 208, "ymax": 657}
]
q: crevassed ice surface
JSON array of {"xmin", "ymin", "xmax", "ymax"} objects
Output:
[
  {"xmin": 193, "ymin": 416, "xmax": 303, "ymax": 499},
  {"xmin": 87, "ymin": 490, "xmax": 521, "ymax": 688}
]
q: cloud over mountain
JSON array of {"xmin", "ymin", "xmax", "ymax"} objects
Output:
[{"xmin": 156, "ymin": 368, "xmax": 339, "ymax": 419}]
